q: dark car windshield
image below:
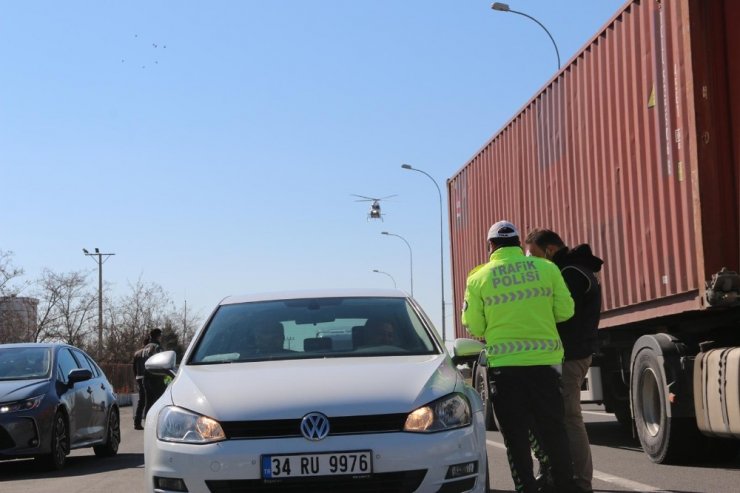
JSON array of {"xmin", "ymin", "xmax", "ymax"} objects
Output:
[
  {"xmin": 189, "ymin": 296, "xmax": 439, "ymax": 364},
  {"xmin": 0, "ymin": 347, "xmax": 52, "ymax": 380}
]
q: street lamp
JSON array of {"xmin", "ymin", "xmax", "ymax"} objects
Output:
[
  {"xmin": 380, "ymin": 232, "xmax": 413, "ymax": 296},
  {"xmin": 400, "ymin": 164, "xmax": 446, "ymax": 341},
  {"xmin": 83, "ymin": 247, "xmax": 115, "ymax": 358},
  {"xmin": 491, "ymin": 2, "xmax": 561, "ymax": 71},
  {"xmin": 372, "ymin": 269, "xmax": 397, "ymax": 289}
]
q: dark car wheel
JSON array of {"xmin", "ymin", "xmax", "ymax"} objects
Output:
[
  {"xmin": 37, "ymin": 411, "xmax": 69, "ymax": 470},
  {"xmin": 474, "ymin": 363, "xmax": 497, "ymax": 431},
  {"xmin": 94, "ymin": 408, "xmax": 121, "ymax": 457}
]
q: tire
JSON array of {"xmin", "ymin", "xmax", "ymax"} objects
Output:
[
  {"xmin": 485, "ymin": 454, "xmax": 491, "ymax": 493},
  {"xmin": 474, "ymin": 363, "xmax": 497, "ymax": 431},
  {"xmin": 38, "ymin": 411, "xmax": 69, "ymax": 470},
  {"xmin": 94, "ymin": 408, "xmax": 121, "ymax": 457},
  {"xmin": 631, "ymin": 347, "xmax": 695, "ymax": 463}
]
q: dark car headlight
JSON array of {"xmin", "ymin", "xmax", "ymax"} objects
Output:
[
  {"xmin": 157, "ymin": 406, "xmax": 226, "ymax": 444},
  {"xmin": 0, "ymin": 395, "xmax": 44, "ymax": 414},
  {"xmin": 404, "ymin": 393, "xmax": 472, "ymax": 432}
]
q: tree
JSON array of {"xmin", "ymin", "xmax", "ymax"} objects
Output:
[
  {"xmin": 0, "ymin": 249, "xmax": 24, "ymax": 296},
  {"xmin": 33, "ymin": 269, "xmax": 96, "ymax": 345},
  {"xmin": 0, "ymin": 249, "xmax": 32, "ymax": 343},
  {"xmin": 104, "ymin": 277, "xmax": 172, "ymax": 363}
]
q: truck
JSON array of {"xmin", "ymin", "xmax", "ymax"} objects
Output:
[{"xmin": 448, "ymin": 0, "xmax": 740, "ymax": 463}]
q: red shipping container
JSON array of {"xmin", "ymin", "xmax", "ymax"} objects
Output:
[{"xmin": 448, "ymin": 0, "xmax": 740, "ymax": 336}]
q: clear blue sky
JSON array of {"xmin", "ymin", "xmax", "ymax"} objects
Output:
[{"xmin": 2, "ymin": 0, "xmax": 625, "ymax": 339}]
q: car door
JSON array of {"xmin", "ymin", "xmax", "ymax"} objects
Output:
[
  {"xmin": 56, "ymin": 347, "xmax": 94, "ymax": 445},
  {"xmin": 72, "ymin": 349, "xmax": 108, "ymax": 440}
]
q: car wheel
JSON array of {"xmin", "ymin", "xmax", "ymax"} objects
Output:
[
  {"xmin": 94, "ymin": 408, "xmax": 121, "ymax": 457},
  {"xmin": 485, "ymin": 454, "xmax": 491, "ymax": 492},
  {"xmin": 474, "ymin": 363, "xmax": 497, "ymax": 431},
  {"xmin": 38, "ymin": 411, "xmax": 69, "ymax": 470}
]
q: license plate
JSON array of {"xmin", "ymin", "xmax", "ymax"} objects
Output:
[{"xmin": 261, "ymin": 451, "xmax": 372, "ymax": 478}]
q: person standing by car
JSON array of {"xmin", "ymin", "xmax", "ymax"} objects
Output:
[
  {"xmin": 462, "ymin": 220, "xmax": 578, "ymax": 493},
  {"xmin": 143, "ymin": 328, "xmax": 167, "ymax": 417},
  {"xmin": 132, "ymin": 333, "xmax": 150, "ymax": 430},
  {"xmin": 525, "ymin": 228, "xmax": 603, "ymax": 493}
]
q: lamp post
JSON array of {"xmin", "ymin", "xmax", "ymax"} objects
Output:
[
  {"xmin": 372, "ymin": 269, "xmax": 397, "ymax": 289},
  {"xmin": 491, "ymin": 2, "xmax": 561, "ymax": 71},
  {"xmin": 83, "ymin": 248, "xmax": 115, "ymax": 358},
  {"xmin": 380, "ymin": 231, "xmax": 413, "ymax": 296},
  {"xmin": 401, "ymin": 164, "xmax": 446, "ymax": 341}
]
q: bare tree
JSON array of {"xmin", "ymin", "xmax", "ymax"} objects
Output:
[
  {"xmin": 0, "ymin": 249, "xmax": 24, "ymax": 296},
  {"xmin": 33, "ymin": 269, "xmax": 96, "ymax": 346},
  {"xmin": 169, "ymin": 300, "xmax": 201, "ymax": 350},
  {"xmin": 0, "ymin": 249, "xmax": 32, "ymax": 342},
  {"xmin": 104, "ymin": 277, "xmax": 173, "ymax": 363}
]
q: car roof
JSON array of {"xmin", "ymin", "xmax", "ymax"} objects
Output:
[
  {"xmin": 220, "ymin": 288, "xmax": 409, "ymax": 305},
  {"xmin": 0, "ymin": 342, "xmax": 73, "ymax": 350}
]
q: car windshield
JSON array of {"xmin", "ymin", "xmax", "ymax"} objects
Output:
[
  {"xmin": 0, "ymin": 347, "xmax": 52, "ymax": 380},
  {"xmin": 189, "ymin": 296, "xmax": 439, "ymax": 364}
]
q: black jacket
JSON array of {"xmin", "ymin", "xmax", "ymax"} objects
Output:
[{"xmin": 551, "ymin": 244, "xmax": 603, "ymax": 360}]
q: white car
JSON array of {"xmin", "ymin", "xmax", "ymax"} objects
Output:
[{"xmin": 144, "ymin": 289, "xmax": 488, "ymax": 493}]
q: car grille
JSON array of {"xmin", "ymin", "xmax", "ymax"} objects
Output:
[
  {"xmin": 220, "ymin": 414, "xmax": 408, "ymax": 439},
  {"xmin": 205, "ymin": 470, "xmax": 427, "ymax": 493},
  {"xmin": 0, "ymin": 426, "xmax": 15, "ymax": 450}
]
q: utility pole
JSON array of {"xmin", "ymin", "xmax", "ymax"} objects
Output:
[{"xmin": 83, "ymin": 248, "xmax": 115, "ymax": 358}]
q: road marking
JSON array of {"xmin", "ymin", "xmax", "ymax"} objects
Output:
[
  {"xmin": 582, "ymin": 410, "xmax": 610, "ymax": 416},
  {"xmin": 592, "ymin": 471, "xmax": 668, "ymax": 492},
  {"xmin": 486, "ymin": 439, "xmax": 670, "ymax": 492}
]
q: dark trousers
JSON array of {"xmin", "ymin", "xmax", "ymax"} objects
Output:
[
  {"xmin": 489, "ymin": 365, "xmax": 576, "ymax": 493},
  {"xmin": 144, "ymin": 376, "xmax": 167, "ymax": 417},
  {"xmin": 134, "ymin": 379, "xmax": 146, "ymax": 426}
]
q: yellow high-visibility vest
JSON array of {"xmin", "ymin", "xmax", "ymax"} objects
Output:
[{"xmin": 462, "ymin": 246, "xmax": 574, "ymax": 367}]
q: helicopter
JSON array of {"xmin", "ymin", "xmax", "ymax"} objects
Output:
[{"xmin": 351, "ymin": 194, "xmax": 397, "ymax": 221}]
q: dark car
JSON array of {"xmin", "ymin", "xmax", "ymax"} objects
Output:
[{"xmin": 0, "ymin": 343, "xmax": 120, "ymax": 470}]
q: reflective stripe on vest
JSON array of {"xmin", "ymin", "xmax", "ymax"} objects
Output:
[
  {"xmin": 482, "ymin": 287, "xmax": 552, "ymax": 306},
  {"xmin": 486, "ymin": 339, "xmax": 562, "ymax": 356}
]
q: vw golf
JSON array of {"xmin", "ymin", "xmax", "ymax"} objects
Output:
[{"xmin": 144, "ymin": 289, "xmax": 488, "ymax": 492}]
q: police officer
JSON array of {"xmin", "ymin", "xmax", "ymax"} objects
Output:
[{"xmin": 462, "ymin": 220, "xmax": 578, "ymax": 493}]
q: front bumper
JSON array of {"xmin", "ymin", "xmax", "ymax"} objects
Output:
[{"xmin": 145, "ymin": 414, "xmax": 487, "ymax": 493}]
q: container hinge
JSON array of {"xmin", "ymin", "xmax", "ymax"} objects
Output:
[{"xmin": 705, "ymin": 267, "xmax": 740, "ymax": 306}]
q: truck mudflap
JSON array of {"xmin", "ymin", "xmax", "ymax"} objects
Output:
[{"xmin": 694, "ymin": 347, "xmax": 740, "ymax": 438}]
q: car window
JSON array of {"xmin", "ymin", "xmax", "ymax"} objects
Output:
[
  {"xmin": 72, "ymin": 349, "xmax": 96, "ymax": 375},
  {"xmin": 189, "ymin": 297, "xmax": 439, "ymax": 364},
  {"xmin": 0, "ymin": 347, "xmax": 52, "ymax": 380},
  {"xmin": 56, "ymin": 348, "xmax": 79, "ymax": 384},
  {"xmin": 83, "ymin": 354, "xmax": 102, "ymax": 378}
]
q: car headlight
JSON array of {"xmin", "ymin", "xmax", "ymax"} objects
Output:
[
  {"xmin": 404, "ymin": 393, "xmax": 471, "ymax": 432},
  {"xmin": 157, "ymin": 406, "xmax": 226, "ymax": 444},
  {"xmin": 0, "ymin": 395, "xmax": 44, "ymax": 414}
]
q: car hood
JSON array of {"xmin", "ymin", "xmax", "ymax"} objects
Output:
[
  {"xmin": 170, "ymin": 354, "xmax": 461, "ymax": 421},
  {"xmin": 0, "ymin": 379, "xmax": 48, "ymax": 402}
]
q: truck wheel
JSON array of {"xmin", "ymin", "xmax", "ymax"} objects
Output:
[
  {"xmin": 631, "ymin": 347, "xmax": 693, "ymax": 463},
  {"xmin": 474, "ymin": 363, "xmax": 497, "ymax": 431}
]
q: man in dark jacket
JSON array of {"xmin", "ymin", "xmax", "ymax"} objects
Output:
[
  {"xmin": 142, "ymin": 328, "xmax": 167, "ymax": 417},
  {"xmin": 132, "ymin": 334, "xmax": 150, "ymax": 430},
  {"xmin": 526, "ymin": 229, "xmax": 603, "ymax": 493}
]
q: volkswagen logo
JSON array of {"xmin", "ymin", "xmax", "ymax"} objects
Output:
[{"xmin": 300, "ymin": 412, "xmax": 330, "ymax": 441}]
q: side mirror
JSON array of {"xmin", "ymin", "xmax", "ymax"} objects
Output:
[
  {"xmin": 68, "ymin": 368, "xmax": 92, "ymax": 385},
  {"xmin": 451, "ymin": 338, "xmax": 485, "ymax": 366},
  {"xmin": 145, "ymin": 350, "xmax": 177, "ymax": 378}
]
